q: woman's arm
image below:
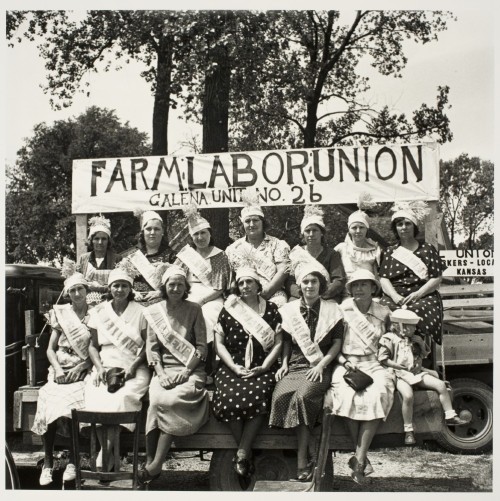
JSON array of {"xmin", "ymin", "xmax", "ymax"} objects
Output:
[
  {"xmin": 88, "ymin": 328, "xmax": 106, "ymax": 386},
  {"xmin": 125, "ymin": 328, "xmax": 147, "ymax": 381},
  {"xmin": 275, "ymin": 334, "xmax": 292, "ymax": 381},
  {"xmin": 307, "ymin": 337, "xmax": 343, "ymax": 382},
  {"xmin": 46, "ymin": 329, "xmax": 66, "ymax": 383},
  {"xmin": 199, "ymin": 288, "xmax": 224, "ymax": 305},
  {"xmin": 245, "ymin": 330, "xmax": 283, "ymax": 378},
  {"xmin": 380, "ymin": 277, "xmax": 405, "ymax": 305},
  {"xmin": 402, "ymin": 276, "xmax": 442, "ymax": 305},
  {"xmin": 214, "ymin": 326, "xmax": 250, "ymax": 377},
  {"xmin": 261, "ymin": 264, "xmax": 288, "ymax": 300}
]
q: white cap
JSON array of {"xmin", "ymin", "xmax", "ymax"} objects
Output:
[
  {"xmin": 88, "ymin": 215, "xmax": 111, "ymax": 238},
  {"xmin": 108, "ymin": 269, "xmax": 134, "ymax": 286},
  {"xmin": 300, "ymin": 216, "xmax": 325, "ymax": 234},
  {"xmin": 162, "ymin": 265, "xmax": 187, "ymax": 284},
  {"xmin": 141, "ymin": 210, "xmax": 163, "ymax": 229},
  {"xmin": 241, "ymin": 205, "xmax": 265, "ymax": 221},
  {"xmin": 64, "ymin": 273, "xmax": 89, "ymax": 294},
  {"xmin": 391, "ymin": 210, "xmax": 418, "ymax": 228},
  {"xmin": 345, "ymin": 269, "xmax": 381, "ymax": 295},
  {"xmin": 348, "ymin": 210, "xmax": 370, "ymax": 229},
  {"xmin": 189, "ymin": 216, "xmax": 211, "ymax": 236},
  {"xmin": 295, "ymin": 262, "xmax": 330, "ymax": 285},
  {"xmin": 235, "ymin": 266, "xmax": 261, "ymax": 283}
]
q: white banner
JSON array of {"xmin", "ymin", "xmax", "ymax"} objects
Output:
[
  {"xmin": 440, "ymin": 250, "xmax": 494, "ymax": 277},
  {"xmin": 72, "ymin": 142, "xmax": 440, "ymax": 214}
]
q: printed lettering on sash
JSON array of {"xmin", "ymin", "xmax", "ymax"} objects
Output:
[
  {"xmin": 342, "ymin": 302, "xmax": 379, "ymax": 353},
  {"xmin": 177, "ymin": 245, "xmax": 212, "ymax": 288},
  {"xmin": 235, "ymin": 241, "xmax": 276, "ymax": 282},
  {"xmin": 95, "ymin": 302, "xmax": 144, "ymax": 357},
  {"xmin": 129, "ymin": 250, "xmax": 162, "ymax": 290},
  {"xmin": 53, "ymin": 305, "xmax": 90, "ymax": 360},
  {"xmin": 143, "ymin": 304, "xmax": 196, "ymax": 367},
  {"xmin": 289, "ymin": 246, "xmax": 329, "ymax": 280},
  {"xmin": 392, "ymin": 246, "xmax": 429, "ymax": 280},
  {"xmin": 287, "ymin": 312, "xmax": 323, "ymax": 366},
  {"xmin": 224, "ymin": 295, "xmax": 275, "ymax": 352}
]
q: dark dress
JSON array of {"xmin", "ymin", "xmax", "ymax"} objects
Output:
[
  {"xmin": 269, "ymin": 299, "xmax": 344, "ymax": 430},
  {"xmin": 378, "ymin": 242, "xmax": 447, "ymax": 344},
  {"xmin": 213, "ymin": 301, "xmax": 282, "ymax": 422}
]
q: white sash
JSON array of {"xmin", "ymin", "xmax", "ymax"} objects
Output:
[
  {"xmin": 94, "ymin": 302, "xmax": 144, "ymax": 357},
  {"xmin": 85, "ymin": 262, "xmax": 111, "ymax": 286},
  {"xmin": 341, "ymin": 300, "xmax": 380, "ymax": 353},
  {"xmin": 129, "ymin": 249, "xmax": 162, "ymax": 290},
  {"xmin": 224, "ymin": 295, "xmax": 276, "ymax": 356},
  {"xmin": 177, "ymin": 245, "xmax": 213, "ymax": 288},
  {"xmin": 392, "ymin": 246, "xmax": 429, "ymax": 280},
  {"xmin": 289, "ymin": 246, "xmax": 329, "ymax": 279},
  {"xmin": 53, "ymin": 304, "xmax": 90, "ymax": 360},
  {"xmin": 143, "ymin": 303, "xmax": 196, "ymax": 368},
  {"xmin": 234, "ymin": 240, "xmax": 277, "ymax": 282}
]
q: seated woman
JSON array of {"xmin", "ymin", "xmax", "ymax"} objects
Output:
[
  {"xmin": 140, "ymin": 266, "xmax": 210, "ymax": 485},
  {"xmin": 329, "ymin": 269, "xmax": 395, "ymax": 484},
  {"xmin": 334, "ymin": 194, "xmax": 381, "ymax": 296},
  {"xmin": 378, "ymin": 201, "xmax": 447, "ymax": 346},
  {"xmin": 269, "ymin": 262, "xmax": 344, "ymax": 482},
  {"xmin": 32, "ymin": 265, "xmax": 93, "ymax": 486},
  {"xmin": 77, "ymin": 215, "xmax": 121, "ymax": 305},
  {"xmin": 83, "ymin": 265, "xmax": 151, "ymax": 471},
  {"xmin": 287, "ymin": 205, "xmax": 345, "ymax": 303},
  {"xmin": 127, "ymin": 209, "xmax": 176, "ymax": 305},
  {"xmin": 226, "ymin": 190, "xmax": 290, "ymax": 307},
  {"xmin": 212, "ymin": 265, "xmax": 282, "ymax": 478}
]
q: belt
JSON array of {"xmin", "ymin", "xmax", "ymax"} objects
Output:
[{"xmin": 346, "ymin": 353, "xmax": 378, "ymax": 363}]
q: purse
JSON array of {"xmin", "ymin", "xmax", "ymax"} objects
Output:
[
  {"xmin": 343, "ymin": 367, "xmax": 374, "ymax": 392},
  {"xmin": 106, "ymin": 367, "xmax": 126, "ymax": 393}
]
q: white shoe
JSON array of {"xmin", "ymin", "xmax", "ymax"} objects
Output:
[
  {"xmin": 63, "ymin": 463, "xmax": 77, "ymax": 482},
  {"xmin": 39, "ymin": 467, "xmax": 53, "ymax": 486}
]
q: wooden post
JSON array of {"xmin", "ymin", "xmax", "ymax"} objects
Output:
[
  {"xmin": 76, "ymin": 214, "xmax": 88, "ymax": 259},
  {"xmin": 425, "ymin": 201, "xmax": 442, "ymax": 250},
  {"xmin": 24, "ymin": 311, "xmax": 36, "ymax": 387}
]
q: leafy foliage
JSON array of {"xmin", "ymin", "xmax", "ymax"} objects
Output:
[{"xmin": 5, "ymin": 107, "xmax": 151, "ymax": 264}]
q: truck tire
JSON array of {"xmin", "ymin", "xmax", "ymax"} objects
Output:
[
  {"xmin": 434, "ymin": 378, "xmax": 493, "ymax": 454},
  {"xmin": 209, "ymin": 449, "xmax": 334, "ymax": 491},
  {"xmin": 5, "ymin": 445, "xmax": 20, "ymax": 489}
]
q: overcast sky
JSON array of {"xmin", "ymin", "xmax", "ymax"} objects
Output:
[{"xmin": 2, "ymin": 0, "xmax": 497, "ymax": 167}]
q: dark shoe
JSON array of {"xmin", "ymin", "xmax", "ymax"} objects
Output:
[
  {"xmin": 364, "ymin": 457, "xmax": 374, "ymax": 476},
  {"xmin": 347, "ymin": 456, "xmax": 365, "ymax": 484},
  {"xmin": 446, "ymin": 415, "xmax": 471, "ymax": 426},
  {"xmin": 138, "ymin": 467, "xmax": 161, "ymax": 486},
  {"xmin": 234, "ymin": 457, "xmax": 252, "ymax": 478},
  {"xmin": 404, "ymin": 431, "xmax": 416, "ymax": 445},
  {"xmin": 296, "ymin": 462, "xmax": 314, "ymax": 482}
]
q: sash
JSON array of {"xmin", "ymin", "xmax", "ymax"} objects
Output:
[
  {"xmin": 85, "ymin": 262, "xmax": 111, "ymax": 286},
  {"xmin": 177, "ymin": 245, "xmax": 212, "ymax": 288},
  {"xmin": 289, "ymin": 246, "xmax": 329, "ymax": 279},
  {"xmin": 392, "ymin": 246, "xmax": 429, "ymax": 280},
  {"xmin": 53, "ymin": 304, "xmax": 90, "ymax": 360},
  {"xmin": 234, "ymin": 240, "xmax": 277, "ymax": 282},
  {"xmin": 129, "ymin": 249, "xmax": 162, "ymax": 290},
  {"xmin": 94, "ymin": 302, "xmax": 144, "ymax": 357},
  {"xmin": 224, "ymin": 294, "xmax": 276, "ymax": 354},
  {"xmin": 143, "ymin": 303, "xmax": 196, "ymax": 368},
  {"xmin": 341, "ymin": 299, "xmax": 380, "ymax": 353}
]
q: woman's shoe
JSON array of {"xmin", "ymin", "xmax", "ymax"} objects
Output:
[
  {"xmin": 39, "ymin": 467, "xmax": 53, "ymax": 486},
  {"xmin": 234, "ymin": 457, "xmax": 252, "ymax": 478},
  {"xmin": 364, "ymin": 457, "xmax": 374, "ymax": 476},
  {"xmin": 296, "ymin": 462, "xmax": 314, "ymax": 482},
  {"xmin": 347, "ymin": 456, "xmax": 365, "ymax": 484},
  {"xmin": 138, "ymin": 467, "xmax": 161, "ymax": 486},
  {"xmin": 404, "ymin": 431, "xmax": 416, "ymax": 445}
]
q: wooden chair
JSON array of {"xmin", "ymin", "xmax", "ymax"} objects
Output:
[{"xmin": 71, "ymin": 409, "xmax": 141, "ymax": 490}]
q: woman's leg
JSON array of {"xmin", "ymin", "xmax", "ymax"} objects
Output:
[
  {"xmin": 145, "ymin": 428, "xmax": 160, "ymax": 466},
  {"xmin": 42, "ymin": 421, "xmax": 58, "ymax": 468},
  {"xmin": 228, "ymin": 420, "xmax": 244, "ymax": 446},
  {"xmin": 396, "ymin": 380, "xmax": 415, "ymax": 430},
  {"xmin": 296, "ymin": 425, "xmax": 310, "ymax": 470},
  {"xmin": 95, "ymin": 426, "xmax": 118, "ymax": 471},
  {"xmin": 145, "ymin": 431, "xmax": 174, "ymax": 477},
  {"xmin": 355, "ymin": 419, "xmax": 382, "ymax": 465},
  {"xmin": 237, "ymin": 415, "xmax": 264, "ymax": 458},
  {"xmin": 344, "ymin": 418, "xmax": 360, "ymax": 450}
]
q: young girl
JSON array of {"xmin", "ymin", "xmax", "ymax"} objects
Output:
[{"xmin": 378, "ymin": 308, "xmax": 469, "ymax": 445}]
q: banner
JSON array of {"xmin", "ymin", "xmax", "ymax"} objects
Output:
[
  {"xmin": 72, "ymin": 142, "xmax": 440, "ymax": 214},
  {"xmin": 440, "ymin": 250, "xmax": 494, "ymax": 277}
]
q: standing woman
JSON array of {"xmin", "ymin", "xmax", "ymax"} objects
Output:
[
  {"xmin": 32, "ymin": 265, "xmax": 92, "ymax": 486},
  {"xmin": 128, "ymin": 209, "xmax": 176, "ymax": 305},
  {"xmin": 174, "ymin": 204, "xmax": 231, "ymax": 345},
  {"xmin": 84, "ymin": 265, "xmax": 150, "ymax": 470},
  {"xmin": 334, "ymin": 194, "xmax": 381, "ymax": 290},
  {"xmin": 212, "ymin": 265, "xmax": 283, "ymax": 478},
  {"xmin": 287, "ymin": 205, "xmax": 346, "ymax": 303},
  {"xmin": 379, "ymin": 201, "xmax": 447, "ymax": 345},
  {"xmin": 329, "ymin": 269, "xmax": 395, "ymax": 484},
  {"xmin": 269, "ymin": 263, "xmax": 344, "ymax": 482},
  {"xmin": 140, "ymin": 266, "xmax": 209, "ymax": 485},
  {"xmin": 226, "ymin": 191, "xmax": 290, "ymax": 307},
  {"xmin": 77, "ymin": 215, "xmax": 121, "ymax": 305}
]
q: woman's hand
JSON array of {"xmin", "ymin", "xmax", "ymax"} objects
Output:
[
  {"xmin": 124, "ymin": 365, "xmax": 137, "ymax": 381},
  {"xmin": 233, "ymin": 364, "xmax": 252, "ymax": 378},
  {"xmin": 275, "ymin": 366, "xmax": 289, "ymax": 382},
  {"xmin": 158, "ymin": 373, "xmax": 175, "ymax": 389},
  {"xmin": 54, "ymin": 367, "xmax": 66, "ymax": 384},
  {"xmin": 171, "ymin": 369, "xmax": 190, "ymax": 386},
  {"xmin": 65, "ymin": 365, "xmax": 85, "ymax": 383},
  {"xmin": 142, "ymin": 291, "xmax": 162, "ymax": 302},
  {"xmin": 95, "ymin": 367, "xmax": 107, "ymax": 386},
  {"xmin": 343, "ymin": 360, "xmax": 356, "ymax": 371},
  {"xmin": 242, "ymin": 366, "xmax": 266, "ymax": 379},
  {"xmin": 402, "ymin": 291, "xmax": 423, "ymax": 306},
  {"xmin": 260, "ymin": 287, "xmax": 271, "ymax": 300},
  {"xmin": 306, "ymin": 365, "xmax": 324, "ymax": 382},
  {"xmin": 392, "ymin": 293, "xmax": 406, "ymax": 306}
]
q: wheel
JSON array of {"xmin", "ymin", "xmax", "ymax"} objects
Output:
[
  {"xmin": 5, "ymin": 445, "xmax": 21, "ymax": 489},
  {"xmin": 434, "ymin": 378, "xmax": 493, "ymax": 454},
  {"xmin": 209, "ymin": 449, "xmax": 298, "ymax": 491}
]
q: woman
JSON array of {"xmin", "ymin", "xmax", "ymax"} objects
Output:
[
  {"xmin": 335, "ymin": 201, "xmax": 381, "ymax": 292},
  {"xmin": 287, "ymin": 205, "xmax": 345, "ymax": 303},
  {"xmin": 32, "ymin": 269, "xmax": 92, "ymax": 486},
  {"xmin": 378, "ymin": 201, "xmax": 447, "ymax": 345},
  {"xmin": 174, "ymin": 205, "xmax": 231, "ymax": 344},
  {"xmin": 77, "ymin": 215, "xmax": 121, "ymax": 305},
  {"xmin": 213, "ymin": 265, "xmax": 283, "ymax": 478},
  {"xmin": 128, "ymin": 209, "xmax": 176, "ymax": 305},
  {"xmin": 226, "ymin": 193, "xmax": 290, "ymax": 307},
  {"xmin": 84, "ymin": 266, "xmax": 150, "ymax": 471},
  {"xmin": 269, "ymin": 263, "xmax": 344, "ymax": 482},
  {"xmin": 329, "ymin": 269, "xmax": 395, "ymax": 484},
  {"xmin": 140, "ymin": 266, "xmax": 209, "ymax": 485}
]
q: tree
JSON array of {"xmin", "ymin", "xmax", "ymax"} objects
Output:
[
  {"xmin": 5, "ymin": 107, "xmax": 151, "ymax": 264},
  {"xmin": 439, "ymin": 154, "xmax": 493, "ymax": 249}
]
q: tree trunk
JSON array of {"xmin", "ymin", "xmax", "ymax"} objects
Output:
[{"xmin": 304, "ymin": 100, "xmax": 318, "ymax": 148}]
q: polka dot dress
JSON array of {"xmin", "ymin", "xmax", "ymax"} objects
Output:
[
  {"xmin": 379, "ymin": 242, "xmax": 447, "ymax": 344},
  {"xmin": 212, "ymin": 302, "xmax": 282, "ymax": 422}
]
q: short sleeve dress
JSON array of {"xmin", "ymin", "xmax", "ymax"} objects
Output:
[
  {"xmin": 212, "ymin": 299, "xmax": 282, "ymax": 422},
  {"xmin": 378, "ymin": 242, "xmax": 447, "ymax": 344},
  {"xmin": 335, "ymin": 235, "xmax": 381, "ymax": 284}
]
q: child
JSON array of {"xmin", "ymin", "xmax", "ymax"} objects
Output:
[{"xmin": 378, "ymin": 308, "xmax": 470, "ymax": 445}]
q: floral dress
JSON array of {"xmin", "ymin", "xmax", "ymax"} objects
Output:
[
  {"xmin": 379, "ymin": 242, "xmax": 447, "ymax": 344},
  {"xmin": 213, "ymin": 300, "xmax": 282, "ymax": 422}
]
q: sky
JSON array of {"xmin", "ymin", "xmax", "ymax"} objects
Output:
[{"xmin": 2, "ymin": 0, "xmax": 497, "ymax": 168}]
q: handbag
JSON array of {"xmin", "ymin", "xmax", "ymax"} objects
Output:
[
  {"xmin": 106, "ymin": 367, "xmax": 126, "ymax": 393},
  {"xmin": 343, "ymin": 367, "xmax": 373, "ymax": 392}
]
